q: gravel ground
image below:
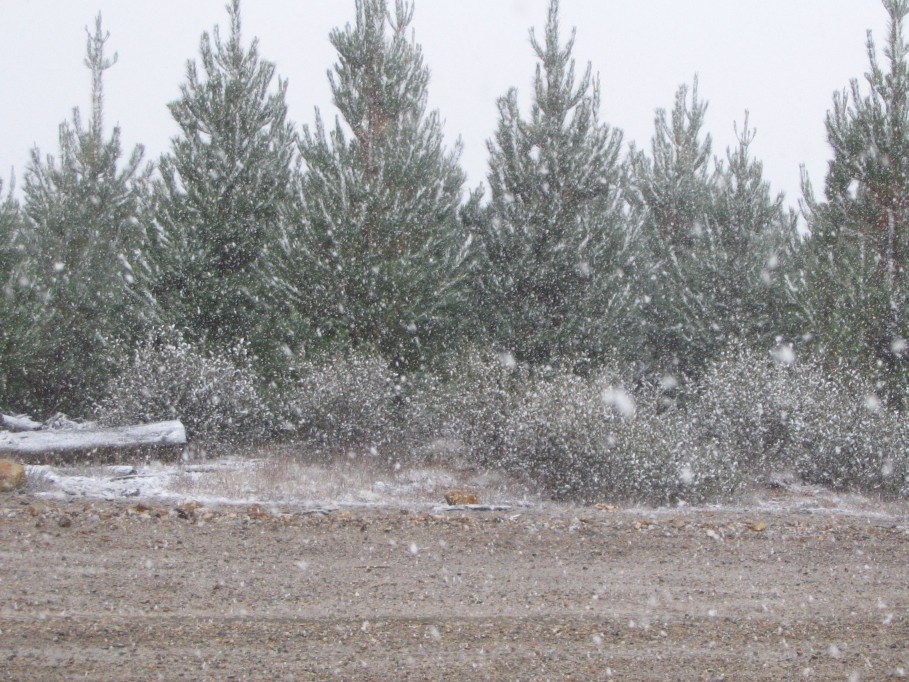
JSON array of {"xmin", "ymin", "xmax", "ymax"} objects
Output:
[{"xmin": 1, "ymin": 492, "xmax": 908, "ymax": 681}]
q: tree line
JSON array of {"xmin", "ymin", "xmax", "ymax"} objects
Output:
[{"xmin": 1, "ymin": 0, "xmax": 907, "ymax": 421}]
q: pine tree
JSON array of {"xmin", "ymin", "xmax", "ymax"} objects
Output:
[
  {"xmin": 632, "ymin": 80, "xmax": 714, "ymax": 253},
  {"xmin": 797, "ymin": 0, "xmax": 909, "ymax": 406},
  {"xmin": 15, "ymin": 15, "xmax": 152, "ymax": 415},
  {"xmin": 631, "ymin": 82, "xmax": 796, "ymax": 378},
  {"xmin": 153, "ymin": 0, "xmax": 296, "ymax": 369},
  {"xmin": 630, "ymin": 80, "xmax": 716, "ymax": 375},
  {"xmin": 285, "ymin": 0, "xmax": 470, "ymax": 370},
  {"xmin": 0, "ymin": 175, "xmax": 20, "ymax": 296},
  {"xmin": 711, "ymin": 118, "xmax": 799, "ymax": 347},
  {"xmin": 475, "ymin": 0, "xmax": 631, "ymax": 367},
  {"xmin": 0, "ymin": 175, "xmax": 27, "ymax": 405}
]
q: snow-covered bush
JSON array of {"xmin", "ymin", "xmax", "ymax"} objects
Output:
[
  {"xmin": 506, "ymin": 369, "xmax": 623, "ymax": 502},
  {"xmin": 281, "ymin": 352, "xmax": 400, "ymax": 452},
  {"xmin": 694, "ymin": 345, "xmax": 827, "ymax": 479},
  {"xmin": 425, "ymin": 349, "xmax": 746, "ymax": 503},
  {"xmin": 429, "ymin": 349, "xmax": 532, "ymax": 468},
  {"xmin": 97, "ymin": 326, "xmax": 273, "ymax": 447},
  {"xmin": 606, "ymin": 391, "xmax": 745, "ymax": 504},
  {"xmin": 791, "ymin": 385, "xmax": 909, "ymax": 495},
  {"xmin": 695, "ymin": 345, "xmax": 909, "ymax": 496}
]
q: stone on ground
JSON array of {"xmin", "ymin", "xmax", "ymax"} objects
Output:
[
  {"xmin": 444, "ymin": 489, "xmax": 479, "ymax": 505},
  {"xmin": 0, "ymin": 459, "xmax": 25, "ymax": 492}
]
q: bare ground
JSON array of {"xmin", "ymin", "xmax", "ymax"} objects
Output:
[{"xmin": 1, "ymin": 491, "xmax": 908, "ymax": 681}]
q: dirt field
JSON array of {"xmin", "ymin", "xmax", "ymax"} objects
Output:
[{"xmin": 1, "ymin": 491, "xmax": 907, "ymax": 681}]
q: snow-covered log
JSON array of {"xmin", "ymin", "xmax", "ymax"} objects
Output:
[
  {"xmin": 1, "ymin": 413, "xmax": 43, "ymax": 432},
  {"xmin": 0, "ymin": 420, "xmax": 187, "ymax": 463}
]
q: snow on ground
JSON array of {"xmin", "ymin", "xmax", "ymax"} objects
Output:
[
  {"xmin": 20, "ymin": 456, "xmax": 909, "ymax": 520},
  {"xmin": 24, "ymin": 455, "xmax": 542, "ymax": 511}
]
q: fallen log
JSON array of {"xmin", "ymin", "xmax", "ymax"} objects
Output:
[
  {"xmin": 0, "ymin": 420, "xmax": 187, "ymax": 464},
  {"xmin": 1, "ymin": 413, "xmax": 43, "ymax": 432}
]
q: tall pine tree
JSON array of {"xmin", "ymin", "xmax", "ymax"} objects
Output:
[
  {"xmin": 0, "ymin": 177, "xmax": 19, "ymax": 284},
  {"xmin": 0, "ymin": 176, "xmax": 27, "ymax": 405},
  {"xmin": 14, "ymin": 15, "xmax": 152, "ymax": 415},
  {"xmin": 630, "ymin": 80, "xmax": 716, "ymax": 375},
  {"xmin": 797, "ymin": 0, "xmax": 909, "ymax": 406},
  {"xmin": 285, "ymin": 0, "xmax": 470, "ymax": 370},
  {"xmin": 631, "ymin": 82, "xmax": 796, "ymax": 378},
  {"xmin": 475, "ymin": 0, "xmax": 631, "ymax": 367},
  {"xmin": 711, "ymin": 118, "xmax": 799, "ymax": 349},
  {"xmin": 153, "ymin": 0, "xmax": 295, "ymax": 369}
]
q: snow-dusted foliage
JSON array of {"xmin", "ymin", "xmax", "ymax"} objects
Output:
[
  {"xmin": 422, "ymin": 345, "xmax": 909, "ymax": 503},
  {"xmin": 152, "ymin": 0, "xmax": 296, "ymax": 373},
  {"xmin": 430, "ymin": 349, "xmax": 532, "ymax": 468},
  {"xmin": 284, "ymin": 0, "xmax": 471, "ymax": 370},
  {"xmin": 696, "ymin": 345, "xmax": 909, "ymax": 496},
  {"xmin": 796, "ymin": 0, "xmax": 909, "ymax": 408},
  {"xmin": 97, "ymin": 327, "xmax": 273, "ymax": 447},
  {"xmin": 506, "ymin": 369, "xmax": 637, "ymax": 502},
  {"xmin": 16, "ymin": 16, "xmax": 153, "ymax": 416},
  {"xmin": 0, "ymin": 177, "xmax": 28, "ymax": 406},
  {"xmin": 427, "ymin": 350, "xmax": 740, "ymax": 504},
  {"xmin": 607, "ymin": 393, "xmax": 743, "ymax": 504},
  {"xmin": 476, "ymin": 0, "xmax": 633, "ymax": 366},
  {"xmin": 629, "ymin": 80, "xmax": 797, "ymax": 378},
  {"xmin": 8, "ymin": 0, "xmax": 909, "ymax": 509},
  {"xmin": 280, "ymin": 352, "xmax": 401, "ymax": 452}
]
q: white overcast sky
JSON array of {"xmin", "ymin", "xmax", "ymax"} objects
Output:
[{"xmin": 0, "ymin": 1, "xmax": 890, "ymax": 209}]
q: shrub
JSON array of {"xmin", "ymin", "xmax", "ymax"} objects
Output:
[
  {"xmin": 281, "ymin": 352, "xmax": 400, "ymax": 452},
  {"xmin": 695, "ymin": 344, "xmax": 909, "ymax": 496},
  {"xmin": 425, "ymin": 344, "xmax": 909, "ymax": 504},
  {"xmin": 428, "ymin": 348, "xmax": 532, "ymax": 468},
  {"xmin": 506, "ymin": 368, "xmax": 622, "ymax": 502},
  {"xmin": 605, "ymin": 390, "xmax": 745, "ymax": 504},
  {"xmin": 427, "ymin": 350, "xmax": 740, "ymax": 504},
  {"xmin": 97, "ymin": 326, "xmax": 273, "ymax": 447}
]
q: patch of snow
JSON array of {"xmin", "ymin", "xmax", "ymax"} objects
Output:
[
  {"xmin": 20, "ymin": 457, "xmax": 908, "ymax": 522},
  {"xmin": 24, "ymin": 456, "xmax": 539, "ymax": 511}
]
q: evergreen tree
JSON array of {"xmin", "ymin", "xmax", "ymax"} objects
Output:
[
  {"xmin": 0, "ymin": 176, "xmax": 20, "ymax": 298},
  {"xmin": 475, "ymin": 0, "xmax": 631, "ymax": 367},
  {"xmin": 0, "ymin": 175, "xmax": 27, "ymax": 404},
  {"xmin": 797, "ymin": 0, "xmax": 909, "ymax": 407},
  {"xmin": 631, "ymin": 82, "xmax": 796, "ymax": 378},
  {"xmin": 153, "ymin": 0, "xmax": 296, "ymax": 369},
  {"xmin": 14, "ymin": 15, "xmax": 152, "ymax": 415},
  {"xmin": 285, "ymin": 0, "xmax": 470, "ymax": 370},
  {"xmin": 711, "ymin": 118, "xmax": 799, "ymax": 347},
  {"xmin": 630, "ymin": 80, "xmax": 716, "ymax": 375},
  {"xmin": 632, "ymin": 80, "xmax": 715, "ymax": 253}
]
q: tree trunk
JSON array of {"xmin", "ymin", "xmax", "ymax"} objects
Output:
[{"xmin": 0, "ymin": 420, "xmax": 187, "ymax": 464}]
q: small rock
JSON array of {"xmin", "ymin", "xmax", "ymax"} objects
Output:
[
  {"xmin": 444, "ymin": 490, "xmax": 479, "ymax": 506},
  {"xmin": 748, "ymin": 520, "xmax": 768, "ymax": 532},
  {"xmin": 0, "ymin": 460, "xmax": 25, "ymax": 492},
  {"xmin": 57, "ymin": 514, "xmax": 72, "ymax": 528},
  {"xmin": 247, "ymin": 503, "xmax": 270, "ymax": 520},
  {"xmin": 175, "ymin": 500, "xmax": 203, "ymax": 520}
]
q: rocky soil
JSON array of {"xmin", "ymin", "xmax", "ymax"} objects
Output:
[{"xmin": 0, "ymin": 491, "xmax": 907, "ymax": 681}]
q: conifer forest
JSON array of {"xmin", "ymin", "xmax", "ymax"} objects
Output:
[{"xmin": 3, "ymin": 0, "xmax": 909, "ymax": 504}]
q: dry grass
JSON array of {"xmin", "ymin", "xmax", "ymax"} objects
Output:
[
  {"xmin": 169, "ymin": 444, "xmax": 541, "ymax": 507},
  {"xmin": 22, "ymin": 466, "xmax": 56, "ymax": 494}
]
